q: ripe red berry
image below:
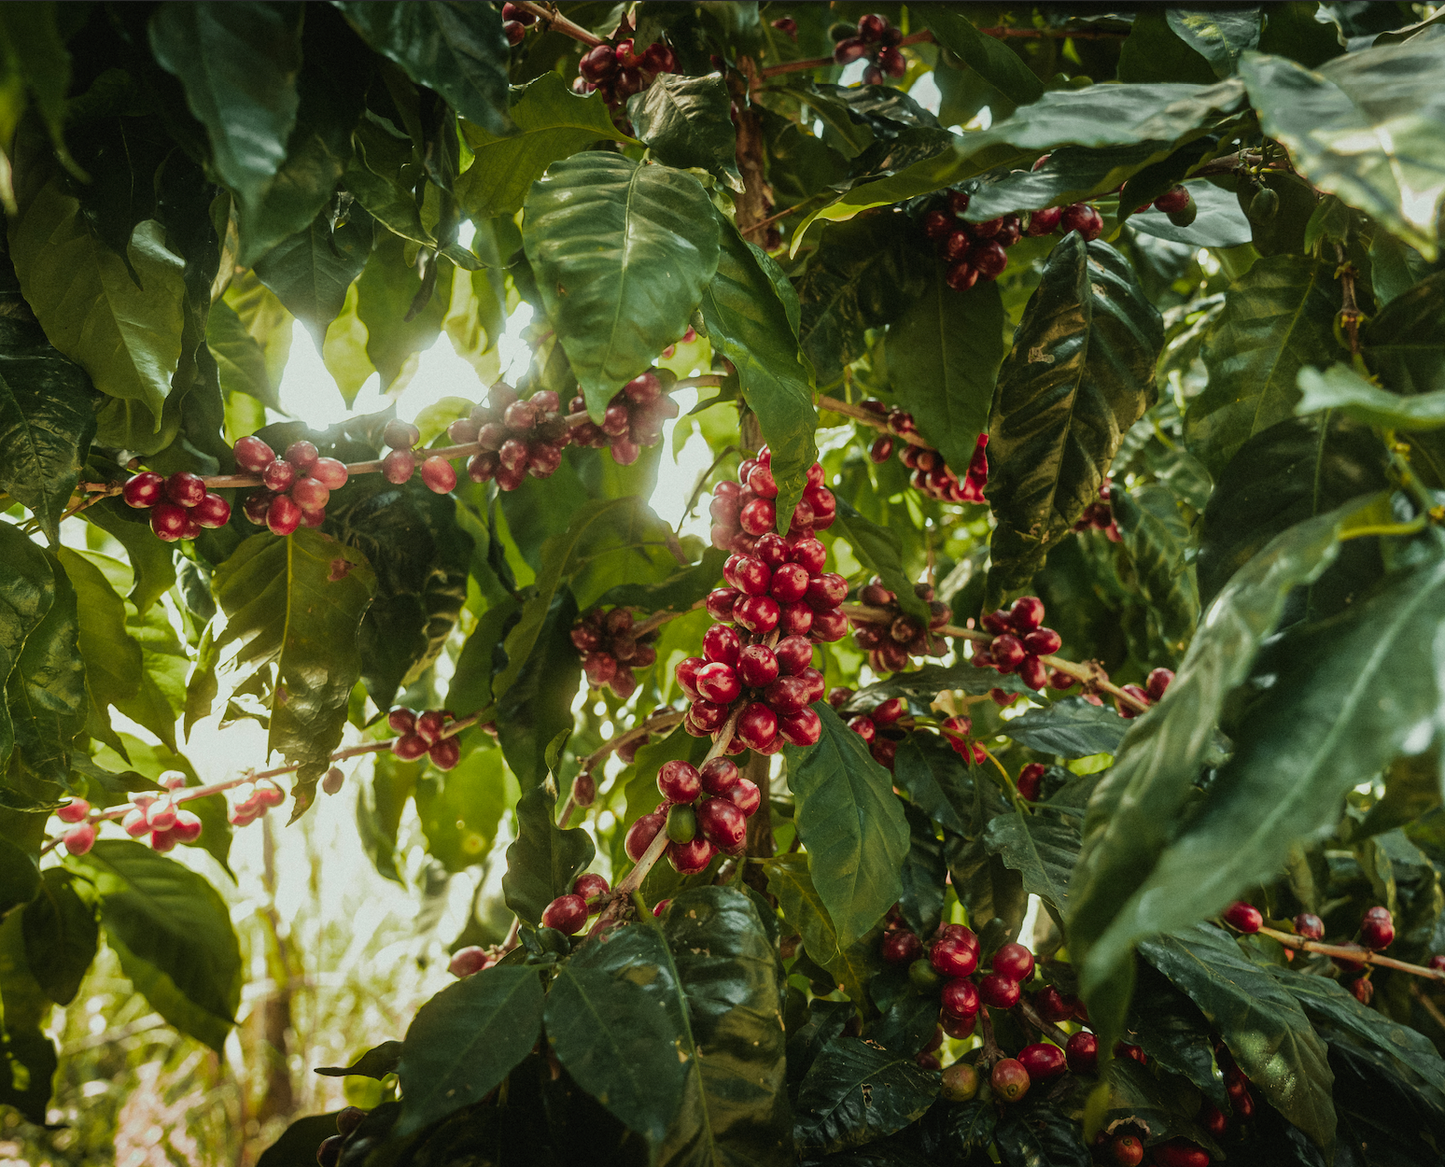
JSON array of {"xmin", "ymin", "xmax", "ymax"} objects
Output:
[
  {"xmin": 991, "ymin": 1058, "xmax": 1030, "ymax": 1102},
  {"xmin": 383, "ymin": 419, "xmax": 420, "ymax": 449},
  {"xmin": 778, "ymin": 707, "xmax": 822, "ymax": 746},
  {"xmin": 150, "ymin": 502, "xmax": 189, "ymax": 541},
  {"xmin": 1152, "ymin": 1140, "xmax": 1210, "ymax": 1167},
  {"xmin": 991, "ymin": 633, "xmax": 1026, "ymax": 672},
  {"xmin": 991, "ymin": 942, "xmax": 1035, "ymax": 983},
  {"xmin": 573, "ymin": 873, "xmax": 609, "ymax": 903},
  {"xmin": 63, "ymin": 822, "xmax": 96, "ymax": 855},
  {"xmin": 266, "ymin": 493, "xmax": 301, "ymax": 536},
  {"xmin": 1065, "ymin": 1030, "xmax": 1098, "ymax": 1073},
  {"xmin": 1110, "ymin": 1132, "xmax": 1144, "ymax": 1167},
  {"xmin": 625, "ymin": 810, "xmax": 666, "ymax": 862},
  {"xmin": 1026, "ymin": 205, "xmax": 1064, "ymax": 236},
  {"xmin": 726, "ymin": 777, "xmax": 760, "ymax": 816},
  {"xmin": 705, "ymin": 588, "xmax": 739, "ymax": 621},
  {"xmin": 429, "ymin": 737, "xmax": 461, "ymax": 770},
  {"xmin": 421, "ymin": 455, "xmax": 457, "ymax": 493},
  {"xmin": 388, "ymin": 707, "xmax": 416, "ymax": 733},
  {"xmin": 736, "ymin": 702, "xmax": 778, "ymax": 750},
  {"xmin": 1034, "ymin": 985, "xmax": 1072, "ymax": 1023},
  {"xmin": 657, "ymin": 760, "xmax": 702, "ymax": 803},
  {"xmin": 1360, "ymin": 913, "xmax": 1394, "ymax": 950},
  {"xmin": 944, "ymin": 259, "xmax": 977, "ymax": 291},
  {"xmin": 1201, "ymin": 1101, "xmax": 1229, "ymax": 1138},
  {"xmin": 123, "ymin": 471, "xmax": 165, "ymax": 508},
  {"xmin": 234, "ymin": 435, "xmax": 275, "ymax": 472},
  {"xmin": 702, "ymin": 623, "xmax": 741, "ymax": 666},
  {"xmin": 192, "ymin": 492, "xmax": 232, "ymax": 528},
  {"xmin": 940, "ymin": 977, "xmax": 979, "ymax": 1019},
  {"xmin": 1294, "ymin": 912, "xmax": 1325, "ymax": 941},
  {"xmin": 57, "ymin": 798, "xmax": 91, "ymax": 824},
  {"xmin": 699, "ymin": 757, "xmax": 739, "ymax": 795},
  {"xmin": 698, "ymin": 797, "xmax": 747, "ymax": 851},
  {"xmin": 449, "ymin": 946, "xmax": 490, "ymax": 977},
  {"xmin": 1222, "ymin": 901, "xmax": 1262, "ymax": 934},
  {"xmin": 1115, "ymin": 1042, "xmax": 1147, "ymax": 1065},
  {"xmin": 1430, "ymin": 954, "xmax": 1445, "ymax": 972},
  {"xmin": 1022, "ymin": 628, "xmax": 1061, "ymax": 656},
  {"xmin": 929, "ymin": 937, "xmax": 978, "ymax": 978},
  {"xmin": 880, "ymin": 929, "xmax": 922, "ymax": 965},
  {"xmin": 392, "ymin": 733, "xmax": 429, "ymax": 761},
  {"xmin": 668, "ymin": 835, "xmax": 717, "ymax": 874},
  {"xmin": 1016, "ymin": 762, "xmax": 1046, "ymax": 802},
  {"xmin": 695, "ymin": 662, "xmax": 741, "ymax": 705},
  {"xmin": 1146, "ymin": 667, "xmax": 1175, "ymax": 700},
  {"xmin": 978, "ymin": 972, "xmax": 1021, "ymax": 1009},
  {"xmin": 541, "ymin": 893, "xmax": 588, "ymax": 934},
  {"xmin": 1017, "ymin": 1042, "xmax": 1067, "ymax": 1082},
  {"xmin": 310, "ymin": 457, "xmax": 349, "ymax": 489},
  {"xmin": 383, "ymin": 449, "xmax": 416, "ymax": 484}
]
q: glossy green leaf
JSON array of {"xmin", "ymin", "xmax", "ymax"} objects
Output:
[
  {"xmin": 1239, "ymin": 42, "xmax": 1445, "ymax": 259},
  {"xmin": 495, "ymin": 590, "xmax": 583, "ymax": 791},
  {"xmin": 845, "ymin": 663, "xmax": 1028, "ymax": 709},
  {"xmin": 891, "ymin": 733, "xmax": 970, "ymax": 836},
  {"xmin": 1117, "ymin": 8, "xmax": 1217, "ymax": 85},
  {"xmin": 314, "ymin": 1040, "xmax": 402, "ymax": 1079},
  {"xmin": 253, "ymin": 204, "xmax": 372, "ymax": 345},
  {"xmin": 0, "ymin": 522, "xmax": 55, "ymax": 769},
  {"xmin": 395, "ymin": 965, "xmax": 543, "ymax": 1137},
  {"xmin": 1141, "ymin": 924, "xmax": 1334, "ymax": 1148},
  {"xmin": 1184, "ymin": 255, "xmax": 1341, "ymax": 476},
  {"xmin": 629, "ymin": 72, "xmax": 741, "ymax": 191},
  {"xmin": 0, "ymin": 835, "xmax": 39, "ymax": 917},
  {"xmin": 523, "ymin": 153, "xmax": 719, "ymax": 418},
  {"xmin": 207, "ymin": 296, "xmax": 280, "ymax": 410},
  {"xmin": 965, "ymin": 142, "xmax": 1160, "ymax": 222},
  {"xmin": 78, "ymin": 839, "xmax": 243, "ymax": 1052},
  {"xmin": 1091, "ymin": 531, "xmax": 1445, "ymax": 999},
  {"xmin": 0, "ymin": 910, "xmax": 56, "ymax": 1125},
  {"xmin": 148, "ymin": 2, "xmax": 302, "ymax": 221},
  {"xmin": 0, "ymin": 319, "xmax": 98, "ymax": 544},
  {"xmin": 597, "ymin": 547, "xmax": 728, "ymax": 612},
  {"xmin": 21, "ymin": 867, "xmax": 98, "ymax": 1007},
  {"xmin": 9, "ymin": 184, "xmax": 186, "ymax": 432},
  {"xmin": 333, "ymin": 0, "xmax": 509, "ymax": 134},
  {"xmin": 1127, "ymin": 179, "xmax": 1254, "ymax": 248},
  {"xmin": 1068, "ymin": 496, "xmax": 1388, "ymax": 1033},
  {"xmin": 1128, "ymin": 964, "xmax": 1229, "ymax": 1109},
  {"xmin": 1195, "ymin": 413, "xmax": 1388, "ymax": 611},
  {"xmin": 794, "ymin": 1035, "xmax": 938, "ymax": 1155},
  {"xmin": 458, "ymin": 73, "xmax": 631, "ymax": 221},
  {"xmin": 415, "ymin": 745, "xmax": 511, "ymax": 874},
  {"xmin": 1298, "ymin": 363, "xmax": 1445, "ymax": 431},
  {"xmin": 983, "ymin": 809, "xmax": 1080, "ymax": 917},
  {"xmin": 700, "ymin": 218, "xmax": 817, "ymax": 528},
  {"xmin": 211, "ymin": 529, "xmax": 376, "ymax": 808},
  {"xmin": 897, "ymin": 802, "xmax": 946, "ymax": 937},
  {"xmin": 784, "ymin": 703, "xmax": 910, "ymax": 948},
  {"xmin": 923, "ymin": 9, "xmax": 1043, "ymax": 106},
  {"xmin": 1112, "ymin": 483, "xmax": 1199, "ymax": 649},
  {"xmin": 886, "ymin": 266, "xmax": 1005, "ymax": 478},
  {"xmin": 831, "ymin": 498, "xmax": 929, "ymax": 621},
  {"xmin": 766, "ymin": 852, "xmax": 878, "ymax": 1000},
  {"xmin": 353, "ymin": 231, "xmax": 455, "ymax": 391},
  {"xmin": 1003, "ymin": 698, "xmax": 1129, "ymax": 759},
  {"xmin": 501, "ymin": 781, "xmax": 594, "ymax": 926},
  {"xmin": 793, "ymin": 213, "xmax": 928, "ymax": 388},
  {"xmin": 6, "ymin": 546, "xmax": 85, "ymax": 787},
  {"xmin": 987, "ymin": 236, "xmax": 1163, "ymax": 595},
  {"xmin": 1167, "ymin": 8, "xmax": 1262, "ymax": 77},
  {"xmin": 55, "ymin": 549, "xmax": 142, "ymax": 715}
]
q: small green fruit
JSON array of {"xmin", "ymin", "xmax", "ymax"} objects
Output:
[
  {"xmin": 908, "ymin": 957, "xmax": 944, "ymax": 991},
  {"xmin": 1166, "ymin": 191, "xmax": 1198, "ymax": 228},
  {"xmin": 666, "ymin": 803, "xmax": 697, "ymax": 844},
  {"xmin": 941, "ymin": 1062, "xmax": 979, "ymax": 1101},
  {"xmin": 1249, "ymin": 186, "xmax": 1279, "ymax": 224}
]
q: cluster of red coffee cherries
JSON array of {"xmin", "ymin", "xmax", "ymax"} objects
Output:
[
  {"xmin": 831, "ymin": 13, "xmax": 906, "ymax": 83},
  {"xmin": 851, "ymin": 579, "xmax": 950, "ymax": 674},
  {"xmin": 570, "ymin": 607, "xmax": 659, "ymax": 699},
  {"xmin": 55, "ymin": 771, "xmax": 207, "ymax": 855},
  {"xmin": 454, "ymin": 384, "xmax": 569, "ymax": 491},
  {"xmin": 971, "ymin": 596, "xmax": 1070, "ymax": 691},
  {"xmin": 445, "ymin": 875, "xmax": 612, "ymax": 979},
  {"xmin": 828, "ymin": 690, "xmax": 909, "ymax": 770},
  {"xmin": 1113, "ymin": 667, "xmax": 1174, "ymax": 719},
  {"xmin": 1072, "ymin": 479, "xmax": 1122, "ymax": 542},
  {"xmin": 234, "ymin": 434, "xmax": 353, "ymax": 536},
  {"xmin": 1139, "ymin": 184, "xmax": 1197, "ymax": 227},
  {"xmin": 1225, "ymin": 900, "xmax": 1402, "ymax": 1005},
  {"xmin": 863, "ymin": 401, "xmax": 990, "ymax": 505},
  {"xmin": 568, "ymin": 370, "xmax": 680, "ymax": 467},
  {"xmin": 387, "ymin": 707, "xmax": 462, "ymax": 771},
  {"xmin": 920, "ymin": 188, "xmax": 1104, "ymax": 292},
  {"xmin": 624, "ymin": 756, "xmax": 761, "ymax": 874},
  {"xmin": 122, "ymin": 469, "xmax": 232, "ymax": 542},
  {"xmin": 678, "ymin": 627, "xmax": 828, "ymax": 753},
  {"xmin": 708, "ymin": 447, "xmax": 839, "ymax": 553},
  {"xmin": 573, "ymin": 34, "xmax": 679, "ymax": 113}
]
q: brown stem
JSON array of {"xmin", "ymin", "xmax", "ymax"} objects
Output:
[
  {"xmin": 1412, "ymin": 982, "xmax": 1445, "ymax": 1032},
  {"xmin": 1257, "ymin": 925, "xmax": 1445, "ymax": 981},
  {"xmin": 758, "ymin": 30, "xmax": 935, "ymax": 77},
  {"xmin": 978, "ymin": 1008, "xmax": 1004, "ymax": 1068},
  {"xmin": 729, "ymin": 58, "xmax": 772, "ymax": 234},
  {"xmin": 510, "ymin": 1, "xmax": 605, "ymax": 47},
  {"xmin": 1336, "ymin": 257, "xmax": 1363, "ymax": 356},
  {"xmin": 633, "ymin": 605, "xmax": 701, "ymax": 638},
  {"xmin": 739, "ymin": 194, "xmax": 827, "ymax": 238},
  {"xmin": 817, "ymin": 395, "xmax": 932, "ymax": 449},
  {"xmin": 1018, "ymin": 999, "xmax": 1072, "ymax": 1047}
]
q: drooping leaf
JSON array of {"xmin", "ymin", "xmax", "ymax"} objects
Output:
[
  {"xmin": 500, "ymin": 781, "xmax": 594, "ymax": 926},
  {"xmin": 0, "ymin": 522, "xmax": 55, "ymax": 770},
  {"xmin": 522, "ymin": 153, "xmax": 720, "ymax": 418},
  {"xmin": 987, "ymin": 236, "xmax": 1163, "ymax": 595},
  {"xmin": 253, "ymin": 203, "xmax": 373, "ymax": 345},
  {"xmin": 845, "ymin": 663, "xmax": 1028, "ymax": 710},
  {"xmin": 629, "ymin": 72, "xmax": 741, "ymax": 191},
  {"xmin": 897, "ymin": 802, "xmax": 947, "ymax": 937},
  {"xmin": 831, "ymin": 498, "xmax": 929, "ymax": 621},
  {"xmin": 77, "ymin": 839, "xmax": 243, "ymax": 1053},
  {"xmin": 314, "ymin": 1040, "xmax": 402, "ymax": 1079},
  {"xmin": 983, "ymin": 810, "xmax": 1080, "ymax": 917},
  {"xmin": 891, "ymin": 733, "xmax": 970, "ymax": 836},
  {"xmin": 394, "ymin": 966, "xmax": 543, "ymax": 1137},
  {"xmin": 1297, "ymin": 363, "xmax": 1445, "ymax": 432},
  {"xmin": 210, "ymin": 529, "xmax": 376, "ymax": 810},
  {"xmin": 9, "ymin": 184, "xmax": 186, "ymax": 432},
  {"xmin": 1141, "ymin": 923, "xmax": 1335, "ymax": 1149},
  {"xmin": 0, "ymin": 319, "xmax": 98, "ymax": 544},
  {"xmin": 700, "ymin": 218, "xmax": 817, "ymax": 528},
  {"xmin": 21, "ymin": 867, "xmax": 98, "ymax": 1007},
  {"xmin": 0, "ymin": 910, "xmax": 57, "ymax": 1125},
  {"xmin": 1184, "ymin": 255, "xmax": 1342, "ymax": 476},
  {"xmin": 1111, "ymin": 483, "xmax": 1199, "ymax": 650},
  {"xmin": 887, "ymin": 267, "xmax": 1005, "ymax": 478},
  {"xmin": 458, "ymin": 73, "xmax": 632, "ymax": 221},
  {"xmin": 147, "ymin": 2, "xmax": 303, "ymax": 223},
  {"xmin": 1238, "ymin": 41, "xmax": 1445, "ymax": 259},
  {"xmin": 784, "ymin": 703, "xmax": 910, "ymax": 948},
  {"xmin": 1002, "ymin": 698, "xmax": 1129, "ymax": 758},
  {"xmin": 766, "ymin": 852, "xmax": 878, "ymax": 1001},
  {"xmin": 55, "ymin": 549, "xmax": 142, "ymax": 716},
  {"xmin": 333, "ymin": 0, "xmax": 510, "ymax": 135},
  {"xmin": 353, "ymin": 231, "xmax": 455, "ymax": 392},
  {"xmin": 794, "ymin": 1035, "xmax": 938, "ymax": 1155},
  {"xmin": 923, "ymin": 9, "xmax": 1043, "ymax": 106},
  {"xmin": 0, "ymin": 836, "xmax": 39, "ymax": 917}
]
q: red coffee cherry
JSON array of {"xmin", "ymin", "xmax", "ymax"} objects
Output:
[
  {"xmin": 697, "ymin": 797, "xmax": 746, "ymax": 852},
  {"xmin": 991, "ymin": 942, "xmax": 1035, "ymax": 983},
  {"xmin": 940, "ymin": 977, "xmax": 979, "ymax": 1019},
  {"xmin": 266, "ymin": 494, "xmax": 302, "ymax": 536},
  {"xmin": 1430, "ymin": 954, "xmax": 1445, "ymax": 972},
  {"xmin": 880, "ymin": 929, "xmax": 923, "ymax": 966},
  {"xmin": 699, "ymin": 757, "xmax": 739, "ymax": 795},
  {"xmin": 1201, "ymin": 1101, "xmax": 1229, "ymax": 1138},
  {"xmin": 625, "ymin": 810, "xmax": 666, "ymax": 862},
  {"xmin": 990, "ymin": 1058, "xmax": 1030, "ymax": 1103},
  {"xmin": 1360, "ymin": 910, "xmax": 1394, "ymax": 950},
  {"xmin": 726, "ymin": 777, "xmax": 761, "ymax": 816},
  {"xmin": 1146, "ymin": 667, "xmax": 1175, "ymax": 700},
  {"xmin": 164, "ymin": 471, "xmax": 207, "ymax": 507},
  {"xmin": 1034, "ymin": 985, "xmax": 1072, "ymax": 1023},
  {"xmin": 63, "ymin": 822, "xmax": 97, "ymax": 855},
  {"xmin": 392, "ymin": 733, "xmax": 429, "ymax": 761},
  {"xmin": 1222, "ymin": 901, "xmax": 1262, "ymax": 934},
  {"xmin": 1293, "ymin": 912, "xmax": 1325, "ymax": 941},
  {"xmin": 192, "ymin": 492, "xmax": 232, "ymax": 528},
  {"xmin": 57, "ymin": 798, "xmax": 91, "ymax": 824},
  {"xmin": 1017, "ymin": 1042, "xmax": 1067, "ymax": 1082},
  {"xmin": 1115, "ymin": 1042, "xmax": 1147, "ymax": 1065},
  {"xmin": 695, "ymin": 662, "xmax": 741, "ymax": 704},
  {"xmin": 150, "ymin": 502, "xmax": 189, "ymax": 541},
  {"xmin": 736, "ymin": 702, "xmax": 778, "ymax": 751},
  {"xmin": 1016, "ymin": 762, "xmax": 1046, "ymax": 802},
  {"xmin": 1153, "ymin": 185, "xmax": 1191, "ymax": 214},
  {"xmin": 978, "ymin": 972, "xmax": 1021, "ymax": 1009},
  {"xmin": 667, "ymin": 835, "xmax": 716, "ymax": 874},
  {"xmin": 1152, "ymin": 1140, "xmax": 1210, "ymax": 1167},
  {"xmin": 123, "ymin": 471, "xmax": 166, "ymax": 508},
  {"xmin": 383, "ymin": 419, "xmax": 421, "ymax": 449},
  {"xmin": 1065, "ymin": 1030, "xmax": 1098, "ymax": 1073},
  {"xmin": 657, "ymin": 760, "xmax": 702, "ymax": 803},
  {"xmin": 429, "ymin": 737, "xmax": 461, "ymax": 770},
  {"xmin": 234, "ymin": 434, "xmax": 275, "ymax": 472},
  {"xmin": 387, "ymin": 707, "xmax": 416, "ymax": 733},
  {"xmin": 930, "ymin": 937, "xmax": 978, "ymax": 978},
  {"xmin": 310, "ymin": 457, "xmax": 349, "ymax": 489},
  {"xmin": 573, "ymin": 873, "xmax": 609, "ymax": 903},
  {"xmin": 448, "ymin": 946, "xmax": 490, "ymax": 977},
  {"xmin": 383, "ymin": 449, "xmax": 416, "ymax": 484},
  {"xmin": 541, "ymin": 894, "xmax": 588, "ymax": 934},
  {"xmin": 1110, "ymin": 1132, "xmax": 1144, "ymax": 1167}
]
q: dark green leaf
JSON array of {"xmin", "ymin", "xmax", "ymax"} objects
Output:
[
  {"xmin": 55, "ymin": 548, "xmax": 142, "ymax": 713},
  {"xmin": 1112, "ymin": 483, "xmax": 1199, "ymax": 649},
  {"xmin": 887, "ymin": 267, "xmax": 1005, "ymax": 478},
  {"xmin": 78, "ymin": 839, "xmax": 243, "ymax": 1052},
  {"xmin": 784, "ymin": 703, "xmax": 910, "ymax": 948},
  {"xmin": 1117, "ymin": 8, "xmax": 1217, "ymax": 85},
  {"xmin": 415, "ymin": 745, "xmax": 511, "ymax": 874},
  {"xmin": 597, "ymin": 547, "xmax": 728, "ymax": 612},
  {"xmin": 314, "ymin": 1040, "xmax": 403, "ymax": 1078},
  {"xmin": 1298, "ymin": 363, "xmax": 1445, "ymax": 431},
  {"xmin": 1185, "ymin": 255, "xmax": 1342, "ymax": 476},
  {"xmin": 458, "ymin": 73, "xmax": 632, "ymax": 221},
  {"xmin": 0, "ymin": 835, "xmax": 39, "ymax": 917},
  {"xmin": 1195, "ymin": 413, "xmax": 1388, "ymax": 610},
  {"xmin": 1167, "ymin": 8, "xmax": 1262, "ymax": 77},
  {"xmin": 207, "ymin": 296, "xmax": 281, "ymax": 410},
  {"xmin": 253, "ymin": 203, "xmax": 372, "ymax": 345},
  {"xmin": 1127, "ymin": 179, "xmax": 1254, "ymax": 248},
  {"xmin": 0, "ymin": 319, "xmax": 98, "ymax": 544},
  {"xmin": 1003, "ymin": 698, "xmax": 1128, "ymax": 758},
  {"xmin": 1361, "ymin": 269, "xmax": 1445, "ymax": 484},
  {"xmin": 891, "ymin": 733, "xmax": 970, "ymax": 835},
  {"xmin": 147, "ymin": 2, "xmax": 303, "ymax": 222},
  {"xmin": 629, "ymin": 72, "xmax": 741, "ymax": 191},
  {"xmin": 1128, "ymin": 964, "xmax": 1229, "ymax": 1108},
  {"xmin": 700, "ymin": 218, "xmax": 817, "ymax": 527},
  {"xmin": 831, "ymin": 498, "xmax": 928, "ymax": 621},
  {"xmin": 923, "ymin": 9, "xmax": 1043, "ymax": 106},
  {"xmin": 1141, "ymin": 923, "xmax": 1335, "ymax": 1148},
  {"xmin": 255, "ymin": 1114, "xmax": 346, "ymax": 1167},
  {"xmin": 1239, "ymin": 42, "xmax": 1445, "ymax": 259},
  {"xmin": 501, "ymin": 782, "xmax": 594, "ymax": 926},
  {"xmin": 898, "ymin": 802, "xmax": 946, "ymax": 937},
  {"xmin": 395, "ymin": 966, "xmax": 544, "ymax": 1136},
  {"xmin": 0, "ymin": 910, "xmax": 57, "ymax": 1125},
  {"xmin": 495, "ymin": 589, "xmax": 583, "ymax": 790},
  {"xmin": 994, "ymin": 1100, "xmax": 1091, "ymax": 1167},
  {"xmin": 846, "ymin": 663, "xmax": 1029, "ymax": 709},
  {"xmin": 21, "ymin": 867, "xmax": 98, "ymax": 1006},
  {"xmin": 794, "ymin": 1036, "xmax": 938, "ymax": 1155},
  {"xmin": 9, "ymin": 182, "xmax": 187, "ymax": 432},
  {"xmin": 984, "ymin": 810, "xmax": 1081, "ymax": 915},
  {"xmin": 211, "ymin": 529, "xmax": 376, "ymax": 808},
  {"xmin": 988, "ymin": 236, "xmax": 1163, "ymax": 595},
  {"xmin": 0, "ymin": 522, "xmax": 55, "ymax": 769},
  {"xmin": 334, "ymin": 0, "xmax": 510, "ymax": 135},
  {"xmin": 523, "ymin": 153, "xmax": 719, "ymax": 418},
  {"xmin": 766, "ymin": 852, "xmax": 879, "ymax": 1000}
]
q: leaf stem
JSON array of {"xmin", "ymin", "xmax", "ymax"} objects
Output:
[{"xmin": 1256, "ymin": 924, "xmax": 1445, "ymax": 981}]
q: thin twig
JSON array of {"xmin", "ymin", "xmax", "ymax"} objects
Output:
[
  {"xmin": 1018, "ymin": 999, "xmax": 1071, "ymax": 1047},
  {"xmin": 1258, "ymin": 925, "xmax": 1445, "ymax": 981},
  {"xmin": 510, "ymin": 1, "xmax": 605, "ymax": 47},
  {"xmin": 816, "ymin": 395, "xmax": 932, "ymax": 449},
  {"xmin": 1412, "ymin": 982, "xmax": 1445, "ymax": 1032},
  {"xmin": 556, "ymin": 708, "xmax": 687, "ymax": 827}
]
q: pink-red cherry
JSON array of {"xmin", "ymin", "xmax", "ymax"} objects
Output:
[
  {"xmin": 624, "ymin": 811, "xmax": 666, "ymax": 862},
  {"xmin": 726, "ymin": 777, "xmax": 761, "ymax": 816},
  {"xmin": 1017, "ymin": 1042, "xmax": 1067, "ymax": 1082},
  {"xmin": 1223, "ymin": 901, "xmax": 1262, "ymax": 933},
  {"xmin": 1294, "ymin": 912, "xmax": 1325, "ymax": 941},
  {"xmin": 940, "ymin": 976, "xmax": 979, "ymax": 1019},
  {"xmin": 123, "ymin": 472, "xmax": 165, "ymax": 508},
  {"xmin": 991, "ymin": 1058, "xmax": 1030, "ymax": 1102},
  {"xmin": 881, "ymin": 930, "xmax": 922, "ymax": 965},
  {"xmin": 979, "ymin": 972, "xmax": 1021, "ymax": 1009},
  {"xmin": 697, "ymin": 797, "xmax": 746, "ymax": 851},
  {"xmin": 541, "ymin": 893, "xmax": 588, "ymax": 934},
  {"xmin": 992, "ymin": 942, "xmax": 1035, "ymax": 983},
  {"xmin": 699, "ymin": 757, "xmax": 739, "ymax": 795},
  {"xmin": 657, "ymin": 760, "xmax": 701, "ymax": 803},
  {"xmin": 930, "ymin": 938, "xmax": 978, "ymax": 978}
]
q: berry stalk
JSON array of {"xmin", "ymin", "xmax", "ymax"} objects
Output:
[
  {"xmin": 817, "ymin": 395, "xmax": 934, "ymax": 449},
  {"xmin": 1258, "ymin": 925, "xmax": 1445, "ymax": 981},
  {"xmin": 506, "ymin": 1, "xmax": 606, "ymax": 46}
]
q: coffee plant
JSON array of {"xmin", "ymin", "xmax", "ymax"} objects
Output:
[{"xmin": 3, "ymin": 2, "xmax": 1445, "ymax": 1164}]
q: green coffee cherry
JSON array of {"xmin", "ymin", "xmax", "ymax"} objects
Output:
[
  {"xmin": 1166, "ymin": 190, "xmax": 1198, "ymax": 228},
  {"xmin": 909, "ymin": 957, "xmax": 944, "ymax": 991},
  {"xmin": 666, "ymin": 803, "xmax": 697, "ymax": 844},
  {"xmin": 1249, "ymin": 186, "xmax": 1280, "ymax": 224}
]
